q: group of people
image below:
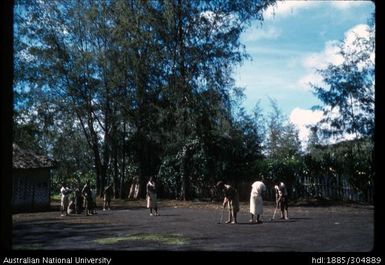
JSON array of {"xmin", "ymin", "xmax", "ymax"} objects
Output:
[
  {"xmin": 216, "ymin": 179, "xmax": 289, "ymax": 224},
  {"xmin": 60, "ymin": 181, "xmax": 113, "ymax": 216},
  {"xmin": 61, "ymin": 176, "xmax": 288, "ymax": 223}
]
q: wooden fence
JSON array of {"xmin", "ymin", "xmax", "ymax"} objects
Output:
[
  {"xmin": 292, "ymin": 176, "xmax": 373, "ymax": 204},
  {"xmin": 192, "ymin": 176, "xmax": 373, "ymax": 204},
  {"xmin": 234, "ymin": 176, "xmax": 373, "ymax": 204}
]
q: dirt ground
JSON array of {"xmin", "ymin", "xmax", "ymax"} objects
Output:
[{"xmin": 12, "ymin": 199, "xmax": 374, "ymax": 252}]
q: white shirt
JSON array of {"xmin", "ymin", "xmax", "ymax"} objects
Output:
[
  {"xmin": 60, "ymin": 186, "xmax": 70, "ymax": 200},
  {"xmin": 251, "ymin": 181, "xmax": 266, "ymax": 197}
]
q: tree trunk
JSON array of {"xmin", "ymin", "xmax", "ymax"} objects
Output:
[
  {"xmin": 112, "ymin": 132, "xmax": 119, "ymax": 198},
  {"xmin": 119, "ymin": 122, "xmax": 126, "ymax": 198}
]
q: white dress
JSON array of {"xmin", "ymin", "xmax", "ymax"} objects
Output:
[
  {"xmin": 146, "ymin": 181, "xmax": 157, "ymax": 208},
  {"xmin": 250, "ymin": 181, "xmax": 266, "ymax": 215}
]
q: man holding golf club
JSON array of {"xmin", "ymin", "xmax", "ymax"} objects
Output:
[
  {"xmin": 216, "ymin": 181, "xmax": 239, "ymax": 224},
  {"xmin": 249, "ymin": 180, "xmax": 266, "ymax": 224},
  {"xmin": 275, "ymin": 181, "xmax": 289, "ymax": 220}
]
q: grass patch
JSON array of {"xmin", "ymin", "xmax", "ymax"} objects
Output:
[
  {"xmin": 51, "ymin": 194, "xmax": 61, "ymax": 202},
  {"xmin": 94, "ymin": 233, "xmax": 187, "ymax": 246},
  {"xmin": 13, "ymin": 243, "xmax": 44, "ymax": 250}
]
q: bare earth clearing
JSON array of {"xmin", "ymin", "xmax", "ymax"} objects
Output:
[{"xmin": 12, "ymin": 199, "xmax": 374, "ymax": 252}]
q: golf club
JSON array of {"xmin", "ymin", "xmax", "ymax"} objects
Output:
[
  {"xmin": 217, "ymin": 205, "xmax": 225, "ymax": 224},
  {"xmin": 270, "ymin": 202, "xmax": 279, "ymax": 221}
]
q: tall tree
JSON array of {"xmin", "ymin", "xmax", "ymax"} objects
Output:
[
  {"xmin": 307, "ymin": 17, "xmax": 375, "ymax": 201},
  {"xmin": 14, "ymin": 0, "xmax": 277, "ymax": 200},
  {"xmin": 311, "ymin": 23, "xmax": 375, "ymax": 141},
  {"xmin": 15, "ymin": 1, "xmax": 120, "ymax": 194},
  {"xmin": 264, "ymin": 99, "xmax": 302, "ymax": 188},
  {"xmin": 310, "ymin": 20, "xmax": 375, "ymax": 197},
  {"xmin": 148, "ymin": 0, "xmax": 277, "ymax": 199}
]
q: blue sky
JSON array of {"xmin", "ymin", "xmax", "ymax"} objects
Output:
[{"xmin": 234, "ymin": 0, "xmax": 375, "ymax": 143}]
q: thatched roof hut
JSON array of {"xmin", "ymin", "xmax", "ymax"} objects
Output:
[{"xmin": 12, "ymin": 144, "xmax": 55, "ymax": 212}]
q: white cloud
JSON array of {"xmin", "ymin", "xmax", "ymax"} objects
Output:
[
  {"xmin": 290, "ymin": 106, "xmax": 369, "ymax": 147},
  {"xmin": 289, "ymin": 108, "xmax": 323, "ymax": 145},
  {"xmin": 303, "ymin": 40, "xmax": 343, "ymax": 69},
  {"xmin": 297, "ymin": 40, "xmax": 342, "ymax": 91},
  {"xmin": 290, "ymin": 108, "xmax": 323, "ymax": 127},
  {"xmin": 242, "ymin": 25, "xmax": 281, "ymax": 41},
  {"xmin": 343, "ymin": 24, "xmax": 374, "ymax": 67},
  {"xmin": 297, "ymin": 73, "xmax": 324, "ymax": 91},
  {"xmin": 344, "ymin": 24, "xmax": 370, "ymax": 48},
  {"xmin": 302, "ymin": 24, "xmax": 373, "ymax": 70},
  {"xmin": 298, "ymin": 23, "xmax": 374, "ymax": 91}
]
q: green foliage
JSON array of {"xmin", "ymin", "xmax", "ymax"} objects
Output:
[
  {"xmin": 308, "ymin": 20, "xmax": 374, "ymax": 202},
  {"xmin": 258, "ymin": 99, "xmax": 303, "ymax": 188},
  {"xmin": 304, "ymin": 137, "xmax": 373, "ymax": 201},
  {"xmin": 14, "ymin": 0, "xmax": 373, "ymax": 204},
  {"xmin": 311, "ymin": 23, "xmax": 375, "ymax": 140}
]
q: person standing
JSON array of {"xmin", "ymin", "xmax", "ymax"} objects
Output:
[
  {"xmin": 249, "ymin": 180, "xmax": 266, "ymax": 224},
  {"xmin": 103, "ymin": 184, "xmax": 113, "ymax": 211},
  {"xmin": 146, "ymin": 176, "xmax": 159, "ymax": 216},
  {"xmin": 82, "ymin": 181, "xmax": 93, "ymax": 216},
  {"xmin": 60, "ymin": 183, "xmax": 71, "ymax": 217},
  {"xmin": 275, "ymin": 181, "xmax": 289, "ymax": 220},
  {"xmin": 216, "ymin": 181, "xmax": 240, "ymax": 224},
  {"xmin": 67, "ymin": 195, "xmax": 75, "ymax": 215}
]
